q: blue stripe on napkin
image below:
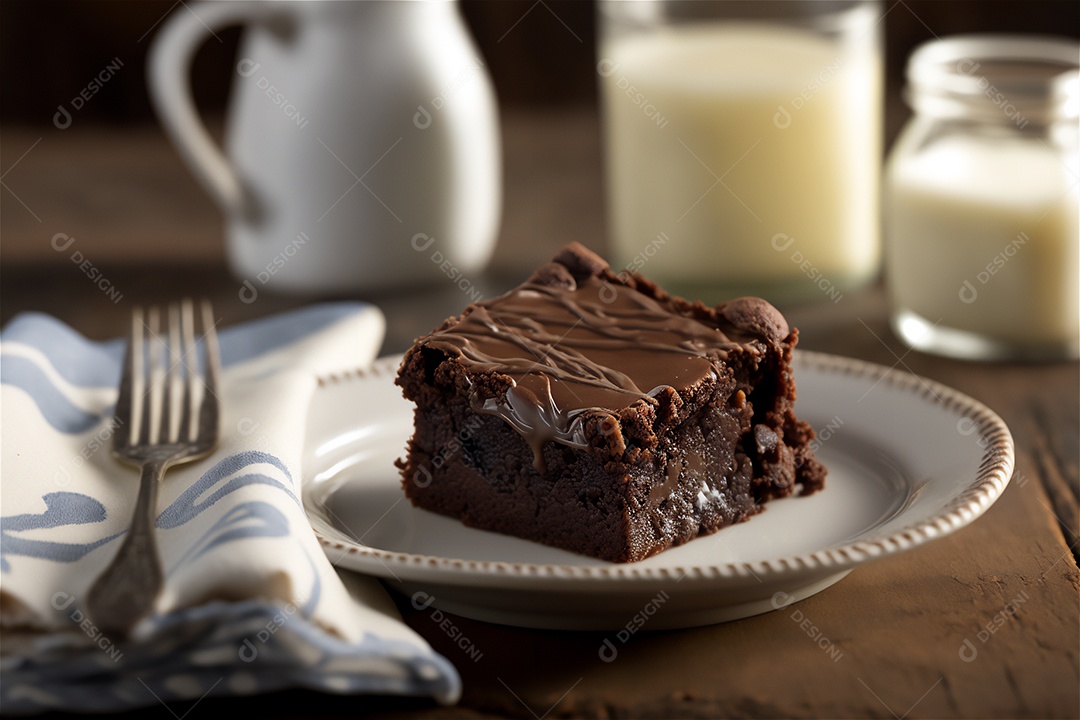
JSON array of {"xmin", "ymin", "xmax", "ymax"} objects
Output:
[
  {"xmin": 0, "ymin": 303, "xmax": 370, "ymax": 434},
  {"xmin": 1, "ymin": 302, "xmax": 366, "ymax": 388},
  {"xmin": 0, "ymin": 355, "xmax": 105, "ymax": 434}
]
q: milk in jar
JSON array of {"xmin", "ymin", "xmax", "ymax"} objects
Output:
[{"xmin": 885, "ymin": 35, "xmax": 1079, "ymax": 360}]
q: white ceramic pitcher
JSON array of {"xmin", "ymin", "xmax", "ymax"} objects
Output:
[{"xmin": 149, "ymin": 0, "xmax": 501, "ymax": 296}]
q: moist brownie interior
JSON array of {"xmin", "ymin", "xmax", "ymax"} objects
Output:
[{"xmin": 395, "ymin": 242, "xmax": 825, "ymax": 563}]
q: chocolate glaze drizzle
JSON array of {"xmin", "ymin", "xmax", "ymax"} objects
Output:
[{"xmin": 423, "ymin": 272, "xmax": 766, "ymax": 470}]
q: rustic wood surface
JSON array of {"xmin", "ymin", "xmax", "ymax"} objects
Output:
[{"xmin": 2, "ymin": 112, "xmax": 1077, "ymax": 719}]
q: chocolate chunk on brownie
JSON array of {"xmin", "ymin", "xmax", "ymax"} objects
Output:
[{"xmin": 395, "ymin": 242, "xmax": 825, "ymax": 563}]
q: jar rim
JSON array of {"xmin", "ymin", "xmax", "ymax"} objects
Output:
[
  {"xmin": 906, "ymin": 34, "xmax": 1079, "ymax": 121},
  {"xmin": 908, "ymin": 34, "xmax": 1079, "ymax": 95}
]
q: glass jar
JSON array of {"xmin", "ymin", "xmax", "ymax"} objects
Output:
[
  {"xmin": 885, "ymin": 35, "xmax": 1080, "ymax": 361},
  {"xmin": 598, "ymin": 0, "xmax": 883, "ymax": 304}
]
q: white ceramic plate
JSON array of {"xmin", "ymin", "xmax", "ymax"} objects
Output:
[{"xmin": 303, "ymin": 352, "xmax": 1013, "ymax": 631}]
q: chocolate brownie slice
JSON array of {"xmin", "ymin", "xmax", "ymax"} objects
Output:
[{"xmin": 395, "ymin": 243, "xmax": 825, "ymax": 563}]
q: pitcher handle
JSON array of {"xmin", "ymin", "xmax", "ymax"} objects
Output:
[{"xmin": 147, "ymin": 1, "xmax": 291, "ymax": 219}]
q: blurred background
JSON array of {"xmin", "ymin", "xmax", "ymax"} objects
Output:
[
  {"xmin": 1, "ymin": 0, "xmax": 1078, "ymax": 314},
  {"xmin": 4, "ymin": 1, "xmax": 1079, "ymax": 125}
]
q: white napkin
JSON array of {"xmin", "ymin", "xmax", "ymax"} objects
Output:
[{"xmin": 0, "ymin": 304, "xmax": 460, "ymax": 713}]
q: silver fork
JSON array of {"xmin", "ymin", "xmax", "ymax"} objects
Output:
[{"xmin": 86, "ymin": 299, "xmax": 221, "ymax": 637}]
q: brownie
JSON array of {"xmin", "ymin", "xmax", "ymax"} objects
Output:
[{"xmin": 395, "ymin": 243, "xmax": 825, "ymax": 563}]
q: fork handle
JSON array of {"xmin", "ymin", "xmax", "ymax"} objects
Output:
[{"xmin": 86, "ymin": 461, "xmax": 167, "ymax": 637}]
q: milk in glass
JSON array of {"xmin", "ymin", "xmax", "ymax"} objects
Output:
[{"xmin": 600, "ymin": 10, "xmax": 882, "ymax": 302}]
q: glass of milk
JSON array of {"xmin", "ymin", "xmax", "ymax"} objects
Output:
[
  {"xmin": 598, "ymin": 0, "xmax": 883, "ymax": 304},
  {"xmin": 885, "ymin": 36, "xmax": 1080, "ymax": 361}
]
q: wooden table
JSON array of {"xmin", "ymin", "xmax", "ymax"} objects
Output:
[{"xmin": 3, "ymin": 112, "xmax": 1077, "ymax": 719}]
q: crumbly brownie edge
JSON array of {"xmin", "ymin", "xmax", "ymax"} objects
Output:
[{"xmin": 396, "ymin": 363, "xmax": 764, "ymax": 563}]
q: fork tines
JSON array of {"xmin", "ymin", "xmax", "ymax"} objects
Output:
[{"xmin": 114, "ymin": 299, "xmax": 220, "ymax": 454}]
